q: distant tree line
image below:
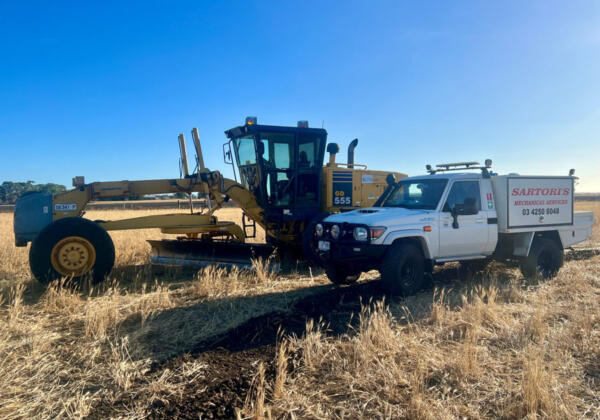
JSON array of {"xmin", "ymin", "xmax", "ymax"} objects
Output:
[{"xmin": 0, "ymin": 181, "xmax": 67, "ymax": 204}]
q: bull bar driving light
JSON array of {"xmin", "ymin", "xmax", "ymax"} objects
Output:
[
  {"xmin": 330, "ymin": 224, "xmax": 340, "ymax": 240},
  {"xmin": 315, "ymin": 223, "xmax": 324, "ymax": 237}
]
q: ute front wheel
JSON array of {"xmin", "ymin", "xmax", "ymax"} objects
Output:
[
  {"xmin": 30, "ymin": 217, "xmax": 115, "ymax": 285},
  {"xmin": 380, "ymin": 243, "xmax": 425, "ymax": 296}
]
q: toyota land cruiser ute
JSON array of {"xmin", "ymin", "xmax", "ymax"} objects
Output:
[{"xmin": 310, "ymin": 160, "xmax": 594, "ymax": 295}]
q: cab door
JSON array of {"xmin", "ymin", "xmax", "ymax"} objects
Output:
[{"xmin": 438, "ymin": 180, "xmax": 489, "ymax": 258}]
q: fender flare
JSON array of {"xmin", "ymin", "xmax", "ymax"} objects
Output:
[{"xmin": 381, "ymin": 229, "xmax": 432, "ymax": 259}]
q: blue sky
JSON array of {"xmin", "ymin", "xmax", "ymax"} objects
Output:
[{"xmin": 1, "ymin": 1, "xmax": 599, "ymax": 191}]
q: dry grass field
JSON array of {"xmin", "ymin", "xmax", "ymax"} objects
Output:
[{"xmin": 0, "ymin": 204, "xmax": 598, "ymax": 419}]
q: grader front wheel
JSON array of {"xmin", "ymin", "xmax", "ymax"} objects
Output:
[
  {"xmin": 50, "ymin": 236, "xmax": 97, "ymax": 277},
  {"xmin": 30, "ymin": 218, "xmax": 115, "ymax": 285}
]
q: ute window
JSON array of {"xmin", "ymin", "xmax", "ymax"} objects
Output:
[
  {"xmin": 443, "ymin": 181, "xmax": 481, "ymax": 212},
  {"xmin": 383, "ymin": 179, "xmax": 448, "ymax": 210}
]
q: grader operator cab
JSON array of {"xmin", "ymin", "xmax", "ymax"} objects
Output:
[
  {"xmin": 14, "ymin": 117, "xmax": 406, "ymax": 285},
  {"xmin": 225, "ymin": 117, "xmax": 327, "ymax": 225}
]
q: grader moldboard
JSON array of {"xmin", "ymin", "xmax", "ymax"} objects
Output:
[{"xmin": 14, "ymin": 117, "xmax": 406, "ymax": 285}]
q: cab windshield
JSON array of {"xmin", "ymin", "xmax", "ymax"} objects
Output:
[{"xmin": 383, "ymin": 179, "xmax": 448, "ymax": 210}]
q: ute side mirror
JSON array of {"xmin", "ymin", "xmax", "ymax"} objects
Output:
[{"xmin": 450, "ymin": 198, "xmax": 478, "ymax": 229}]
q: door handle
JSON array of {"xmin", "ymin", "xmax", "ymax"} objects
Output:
[{"xmin": 476, "ymin": 218, "xmax": 484, "ymax": 223}]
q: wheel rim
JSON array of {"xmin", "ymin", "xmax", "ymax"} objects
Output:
[
  {"xmin": 50, "ymin": 236, "xmax": 96, "ymax": 277},
  {"xmin": 400, "ymin": 258, "xmax": 417, "ymax": 288}
]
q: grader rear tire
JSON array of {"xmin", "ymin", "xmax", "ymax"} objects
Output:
[{"xmin": 30, "ymin": 217, "xmax": 115, "ymax": 286}]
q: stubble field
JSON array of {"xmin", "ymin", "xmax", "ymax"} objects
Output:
[{"xmin": 0, "ymin": 204, "xmax": 599, "ymax": 419}]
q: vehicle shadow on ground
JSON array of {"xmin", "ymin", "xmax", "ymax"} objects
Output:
[
  {"xmin": 119, "ymin": 263, "xmax": 504, "ymax": 363},
  {"xmin": 121, "ymin": 246, "xmax": 599, "ymax": 363}
]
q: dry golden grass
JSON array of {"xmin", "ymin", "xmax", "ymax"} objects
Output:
[{"xmin": 0, "ymin": 205, "xmax": 598, "ymax": 419}]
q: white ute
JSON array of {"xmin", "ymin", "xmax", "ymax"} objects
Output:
[{"xmin": 313, "ymin": 160, "xmax": 594, "ymax": 295}]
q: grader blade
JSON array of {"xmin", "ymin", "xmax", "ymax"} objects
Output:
[{"xmin": 148, "ymin": 239, "xmax": 279, "ymax": 271}]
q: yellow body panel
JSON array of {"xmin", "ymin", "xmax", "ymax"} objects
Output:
[{"xmin": 321, "ymin": 164, "xmax": 407, "ymax": 212}]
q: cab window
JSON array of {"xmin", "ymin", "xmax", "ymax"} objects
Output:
[
  {"xmin": 297, "ymin": 133, "xmax": 322, "ymax": 204},
  {"xmin": 259, "ymin": 132, "xmax": 295, "ymax": 206},
  {"xmin": 234, "ymin": 135, "xmax": 256, "ymax": 166},
  {"xmin": 443, "ymin": 181, "xmax": 481, "ymax": 212},
  {"xmin": 259, "ymin": 132, "xmax": 294, "ymax": 170}
]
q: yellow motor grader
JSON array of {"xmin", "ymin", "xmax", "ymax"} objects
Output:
[{"xmin": 14, "ymin": 117, "xmax": 406, "ymax": 284}]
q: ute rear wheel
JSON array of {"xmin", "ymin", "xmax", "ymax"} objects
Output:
[
  {"xmin": 519, "ymin": 238, "xmax": 563, "ymax": 279},
  {"xmin": 325, "ymin": 265, "xmax": 360, "ymax": 285},
  {"xmin": 380, "ymin": 243, "xmax": 425, "ymax": 296},
  {"xmin": 30, "ymin": 217, "xmax": 115, "ymax": 285}
]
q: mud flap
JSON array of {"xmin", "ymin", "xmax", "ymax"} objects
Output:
[{"xmin": 148, "ymin": 239, "xmax": 279, "ymax": 272}]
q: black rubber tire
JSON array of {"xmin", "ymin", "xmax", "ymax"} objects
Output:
[
  {"xmin": 29, "ymin": 217, "xmax": 115, "ymax": 285},
  {"xmin": 458, "ymin": 259, "xmax": 490, "ymax": 280},
  {"xmin": 325, "ymin": 264, "xmax": 360, "ymax": 285},
  {"xmin": 380, "ymin": 243, "xmax": 425, "ymax": 296},
  {"xmin": 519, "ymin": 238, "xmax": 563, "ymax": 279}
]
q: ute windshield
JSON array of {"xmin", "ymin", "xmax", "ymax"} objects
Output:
[{"xmin": 383, "ymin": 178, "xmax": 448, "ymax": 210}]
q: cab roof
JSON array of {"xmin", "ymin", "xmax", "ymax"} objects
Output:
[{"xmin": 225, "ymin": 123, "xmax": 328, "ymax": 139}]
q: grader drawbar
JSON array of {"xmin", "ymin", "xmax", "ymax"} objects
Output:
[{"xmin": 14, "ymin": 117, "xmax": 406, "ymax": 285}]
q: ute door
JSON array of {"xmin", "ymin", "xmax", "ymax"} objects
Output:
[{"xmin": 438, "ymin": 180, "xmax": 489, "ymax": 258}]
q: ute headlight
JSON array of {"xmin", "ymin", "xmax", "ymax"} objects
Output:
[
  {"xmin": 330, "ymin": 224, "xmax": 341, "ymax": 240},
  {"xmin": 353, "ymin": 227, "xmax": 368, "ymax": 241},
  {"xmin": 315, "ymin": 223, "xmax": 324, "ymax": 237}
]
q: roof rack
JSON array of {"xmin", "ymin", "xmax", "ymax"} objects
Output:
[{"xmin": 426, "ymin": 159, "xmax": 492, "ymax": 177}]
